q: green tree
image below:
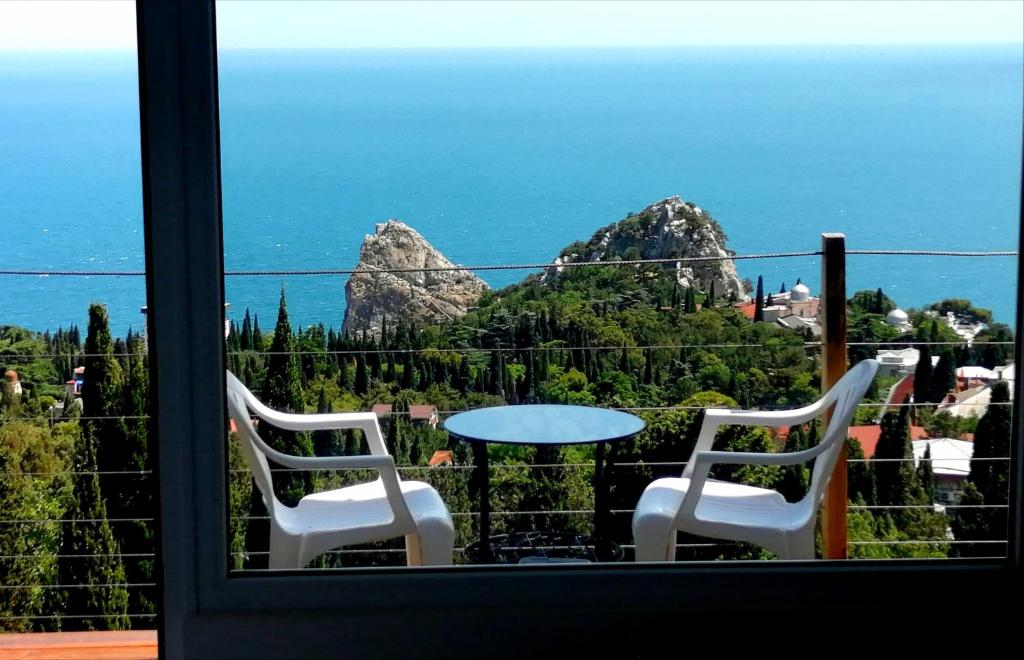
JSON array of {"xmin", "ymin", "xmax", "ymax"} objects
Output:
[
  {"xmin": 0, "ymin": 421, "xmax": 74, "ymax": 631},
  {"xmin": 56, "ymin": 423, "xmax": 130, "ymax": 630},
  {"xmin": 872, "ymin": 402, "xmax": 917, "ymax": 508},
  {"xmin": 753, "ymin": 276, "xmax": 764, "ymax": 322},
  {"xmin": 952, "ymin": 381, "xmax": 1011, "ymax": 554},
  {"xmin": 258, "ymin": 288, "xmax": 313, "ymax": 506}
]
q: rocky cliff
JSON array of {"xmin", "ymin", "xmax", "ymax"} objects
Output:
[
  {"xmin": 343, "ymin": 220, "xmax": 488, "ymax": 336},
  {"xmin": 548, "ymin": 196, "xmax": 747, "ymax": 301}
]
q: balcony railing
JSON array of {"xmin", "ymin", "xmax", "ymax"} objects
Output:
[{"xmin": 0, "ymin": 236, "xmax": 1017, "ymax": 637}]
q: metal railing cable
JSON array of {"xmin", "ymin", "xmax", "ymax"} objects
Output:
[
  {"xmin": 1, "ymin": 340, "xmax": 1014, "ymax": 361},
  {"xmin": 1, "ymin": 246, "xmax": 1017, "ymax": 279}
]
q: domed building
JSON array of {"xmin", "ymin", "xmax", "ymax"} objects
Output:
[
  {"xmin": 3, "ymin": 370, "xmax": 22, "ymax": 397},
  {"xmin": 742, "ymin": 278, "xmax": 821, "ymax": 336},
  {"xmin": 786, "ymin": 282, "xmax": 817, "ymax": 318},
  {"xmin": 885, "ymin": 308, "xmax": 912, "ymax": 332}
]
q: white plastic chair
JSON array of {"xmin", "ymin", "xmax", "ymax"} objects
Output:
[
  {"xmin": 632, "ymin": 358, "xmax": 879, "ymax": 561},
  {"xmin": 226, "ymin": 371, "xmax": 455, "ymax": 568}
]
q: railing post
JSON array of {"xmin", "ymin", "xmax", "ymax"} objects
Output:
[{"xmin": 820, "ymin": 233, "xmax": 847, "ymax": 559}]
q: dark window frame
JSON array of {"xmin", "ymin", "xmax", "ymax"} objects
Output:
[{"xmin": 137, "ymin": 2, "xmax": 1023, "ymax": 656}]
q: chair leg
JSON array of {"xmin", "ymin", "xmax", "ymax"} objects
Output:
[
  {"xmin": 634, "ymin": 520, "xmax": 676, "ymax": 562},
  {"xmin": 269, "ymin": 530, "xmax": 303, "ymax": 569},
  {"xmin": 777, "ymin": 530, "xmax": 816, "ymax": 561},
  {"xmin": 410, "ymin": 521, "xmax": 455, "ymax": 566},
  {"xmin": 405, "ymin": 533, "xmax": 423, "ymax": 567}
]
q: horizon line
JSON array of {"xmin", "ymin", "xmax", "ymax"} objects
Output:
[{"xmin": 2, "ymin": 41, "xmax": 1023, "ymax": 54}]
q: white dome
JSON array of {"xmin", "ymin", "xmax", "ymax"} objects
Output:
[
  {"xmin": 886, "ymin": 308, "xmax": 909, "ymax": 326},
  {"xmin": 790, "ymin": 283, "xmax": 810, "ymax": 301}
]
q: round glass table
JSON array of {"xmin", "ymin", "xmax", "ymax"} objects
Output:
[{"xmin": 444, "ymin": 404, "xmax": 646, "ymax": 563}]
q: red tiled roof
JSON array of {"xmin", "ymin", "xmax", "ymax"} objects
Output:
[
  {"xmin": 371, "ymin": 403, "xmax": 393, "ymax": 416},
  {"xmin": 848, "ymin": 424, "xmax": 928, "ymax": 459},
  {"xmin": 736, "ymin": 302, "xmax": 757, "ymax": 320},
  {"xmin": 428, "ymin": 450, "xmax": 453, "ymax": 467},
  {"xmin": 885, "ymin": 375, "xmax": 915, "ymax": 410},
  {"xmin": 409, "ymin": 405, "xmax": 437, "ymax": 420}
]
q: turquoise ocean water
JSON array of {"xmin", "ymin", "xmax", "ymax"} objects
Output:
[{"xmin": 1, "ymin": 47, "xmax": 1021, "ymax": 334}]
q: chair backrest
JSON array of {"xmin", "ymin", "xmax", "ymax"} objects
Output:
[
  {"xmin": 225, "ymin": 371, "xmax": 283, "ymax": 518},
  {"xmin": 803, "ymin": 358, "xmax": 879, "ymax": 508}
]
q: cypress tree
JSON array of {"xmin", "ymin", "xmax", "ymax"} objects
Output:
[
  {"xmin": 970, "ymin": 381, "xmax": 1011, "ymax": 503},
  {"xmin": 354, "ymin": 353, "xmax": 370, "ymax": 395},
  {"xmin": 913, "ymin": 345, "xmax": 933, "ymax": 404},
  {"xmin": 917, "ymin": 444, "xmax": 935, "ymax": 502},
  {"xmin": 313, "ymin": 387, "xmax": 332, "ymax": 455},
  {"xmin": 385, "ymin": 353, "xmax": 397, "ymax": 383},
  {"xmin": 753, "ymin": 276, "xmax": 765, "ymax": 322},
  {"xmin": 777, "ymin": 424, "xmax": 810, "ymax": 502},
  {"xmin": 872, "ymin": 400, "xmax": 918, "ymax": 508},
  {"xmin": 259, "ymin": 287, "xmax": 313, "ymax": 506},
  {"xmin": 338, "ymin": 355, "xmax": 351, "ymax": 391},
  {"xmin": 846, "ymin": 435, "xmax": 876, "ymax": 505},
  {"xmin": 931, "ymin": 351, "xmax": 956, "ymax": 403},
  {"xmin": 765, "ymin": 293, "xmax": 774, "ymax": 308},
  {"xmin": 115, "ymin": 333, "xmax": 155, "ymax": 617},
  {"xmin": 780, "ymin": 282, "xmax": 786, "ymax": 294},
  {"xmin": 873, "ymin": 288, "xmax": 885, "ymax": 315},
  {"xmin": 684, "ymin": 287, "xmax": 697, "ymax": 314},
  {"xmin": 57, "ymin": 424, "xmax": 130, "ymax": 630},
  {"xmin": 705, "ymin": 281, "xmax": 716, "ymax": 308},
  {"xmin": 252, "ymin": 314, "xmax": 263, "ymax": 350}
]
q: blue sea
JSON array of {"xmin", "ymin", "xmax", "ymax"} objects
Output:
[{"xmin": 1, "ymin": 46, "xmax": 1021, "ymax": 335}]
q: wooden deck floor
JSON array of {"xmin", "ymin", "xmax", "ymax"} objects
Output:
[{"xmin": 0, "ymin": 631, "xmax": 157, "ymax": 660}]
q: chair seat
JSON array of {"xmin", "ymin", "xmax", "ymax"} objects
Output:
[
  {"xmin": 636, "ymin": 477, "xmax": 800, "ymax": 531},
  {"xmin": 286, "ymin": 479, "xmax": 451, "ymax": 536}
]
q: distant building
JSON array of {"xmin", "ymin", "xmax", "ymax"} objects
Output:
[
  {"xmin": 912, "ymin": 438, "xmax": 974, "ymax": 505},
  {"xmin": 3, "ymin": 370, "xmax": 22, "ymax": 397},
  {"xmin": 876, "ymin": 347, "xmax": 920, "ymax": 376},
  {"xmin": 409, "ymin": 405, "xmax": 439, "ymax": 428},
  {"xmin": 735, "ymin": 281, "xmax": 822, "ymax": 336},
  {"xmin": 428, "ymin": 450, "xmax": 453, "ymax": 467},
  {"xmin": 66, "ymin": 366, "xmax": 85, "ymax": 397},
  {"xmin": 885, "ymin": 308, "xmax": 913, "ymax": 333},
  {"xmin": 371, "ymin": 403, "xmax": 393, "ymax": 417},
  {"xmin": 940, "ymin": 310, "xmax": 987, "ymax": 344},
  {"xmin": 848, "ymin": 424, "xmax": 929, "ymax": 459},
  {"xmin": 938, "ymin": 385, "xmax": 991, "ymax": 419}
]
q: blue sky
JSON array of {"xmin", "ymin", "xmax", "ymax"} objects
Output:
[{"xmin": 1, "ymin": 0, "xmax": 1022, "ymax": 50}]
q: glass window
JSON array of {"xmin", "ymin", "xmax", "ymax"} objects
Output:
[{"xmin": 213, "ymin": 0, "xmax": 1021, "ymax": 575}]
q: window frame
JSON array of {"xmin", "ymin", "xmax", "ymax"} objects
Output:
[{"xmin": 137, "ymin": 2, "xmax": 1023, "ymax": 656}]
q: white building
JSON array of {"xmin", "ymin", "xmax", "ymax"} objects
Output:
[
  {"xmin": 885, "ymin": 308, "xmax": 913, "ymax": 333},
  {"xmin": 944, "ymin": 311, "xmax": 987, "ymax": 343},
  {"xmin": 912, "ymin": 438, "xmax": 974, "ymax": 505},
  {"xmin": 876, "ymin": 347, "xmax": 920, "ymax": 376},
  {"xmin": 3, "ymin": 370, "xmax": 23, "ymax": 397}
]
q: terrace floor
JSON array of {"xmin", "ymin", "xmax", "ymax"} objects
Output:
[{"xmin": 0, "ymin": 631, "xmax": 157, "ymax": 660}]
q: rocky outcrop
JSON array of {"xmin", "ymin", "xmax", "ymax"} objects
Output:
[
  {"xmin": 343, "ymin": 221, "xmax": 488, "ymax": 336},
  {"xmin": 548, "ymin": 196, "xmax": 747, "ymax": 301}
]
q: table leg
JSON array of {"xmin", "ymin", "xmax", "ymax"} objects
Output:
[
  {"xmin": 472, "ymin": 442, "xmax": 492, "ymax": 563},
  {"xmin": 593, "ymin": 441, "xmax": 608, "ymax": 548}
]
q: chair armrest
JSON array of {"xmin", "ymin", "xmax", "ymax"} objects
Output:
[
  {"xmin": 255, "ymin": 408, "xmax": 378, "ymax": 432},
  {"xmin": 682, "ymin": 400, "xmax": 832, "ymax": 478},
  {"xmin": 678, "ymin": 442, "xmax": 832, "ymax": 521},
  {"xmin": 247, "ymin": 431, "xmax": 415, "ymax": 528},
  {"xmin": 252, "ymin": 407, "xmax": 390, "ymax": 457}
]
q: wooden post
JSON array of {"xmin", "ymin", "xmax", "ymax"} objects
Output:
[{"xmin": 820, "ymin": 233, "xmax": 848, "ymax": 559}]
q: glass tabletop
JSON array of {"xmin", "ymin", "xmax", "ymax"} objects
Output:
[{"xmin": 443, "ymin": 404, "xmax": 645, "ymax": 445}]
